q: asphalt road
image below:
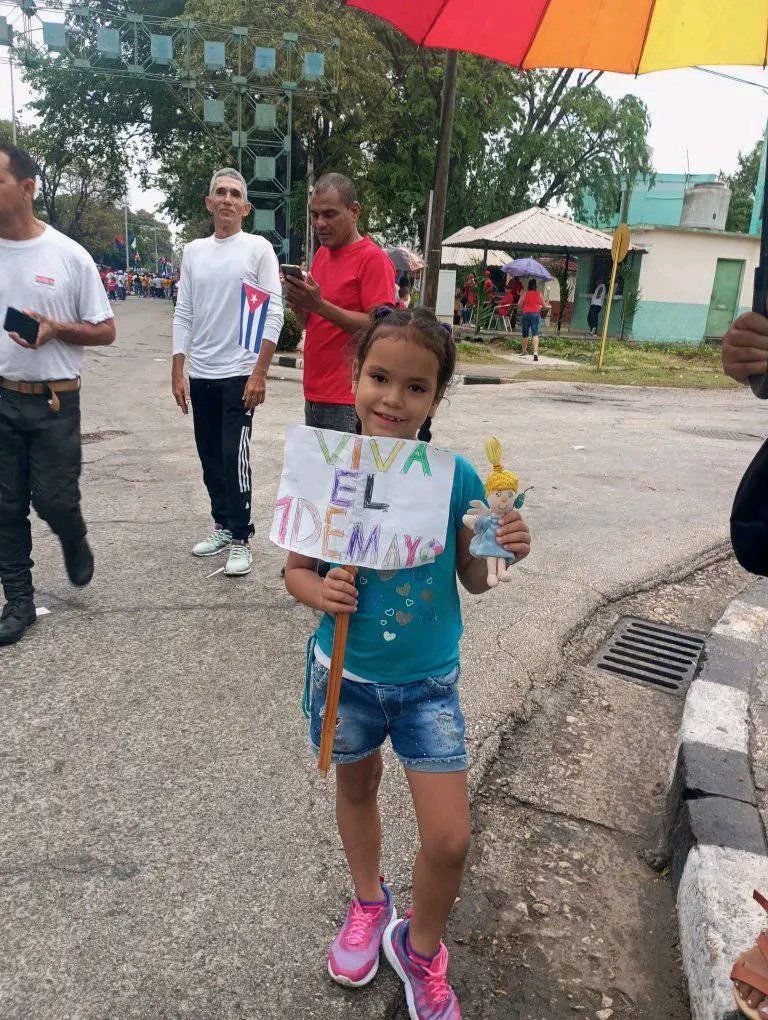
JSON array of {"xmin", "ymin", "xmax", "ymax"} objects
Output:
[{"xmin": 1, "ymin": 299, "xmax": 765, "ymax": 1018}]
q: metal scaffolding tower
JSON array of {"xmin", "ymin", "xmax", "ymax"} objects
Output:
[{"xmin": 0, "ymin": 1, "xmax": 339, "ymax": 258}]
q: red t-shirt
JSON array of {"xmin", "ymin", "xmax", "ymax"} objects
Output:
[
  {"xmin": 499, "ymin": 291, "xmax": 515, "ymax": 313},
  {"xmin": 304, "ymin": 236, "xmax": 396, "ymax": 405},
  {"xmin": 521, "ymin": 290, "xmax": 544, "ymax": 314}
]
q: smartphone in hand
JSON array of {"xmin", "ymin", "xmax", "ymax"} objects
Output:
[
  {"xmin": 281, "ymin": 264, "xmax": 304, "ymax": 281},
  {"xmin": 3, "ymin": 307, "xmax": 39, "ymax": 345}
]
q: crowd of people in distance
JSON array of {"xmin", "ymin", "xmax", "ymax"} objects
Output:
[
  {"xmin": 97, "ymin": 267, "xmax": 179, "ymax": 302},
  {"xmin": 455, "ymin": 270, "xmax": 551, "ymax": 359}
]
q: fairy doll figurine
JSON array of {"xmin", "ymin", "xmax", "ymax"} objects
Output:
[{"xmin": 462, "ymin": 437, "xmax": 531, "ymax": 588}]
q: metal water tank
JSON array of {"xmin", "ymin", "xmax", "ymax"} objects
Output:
[{"xmin": 680, "ymin": 181, "xmax": 732, "ymax": 230}]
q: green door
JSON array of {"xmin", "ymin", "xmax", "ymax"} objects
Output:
[{"xmin": 705, "ymin": 259, "xmax": 745, "ymax": 338}]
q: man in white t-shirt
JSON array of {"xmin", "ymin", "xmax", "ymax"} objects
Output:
[
  {"xmin": 172, "ymin": 167, "xmax": 283, "ymax": 577},
  {"xmin": 587, "ymin": 281, "xmax": 607, "ymax": 336},
  {"xmin": 0, "ymin": 139, "xmax": 115, "ymax": 645}
]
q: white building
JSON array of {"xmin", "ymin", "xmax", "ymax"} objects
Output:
[{"xmin": 629, "ymin": 225, "xmax": 759, "ymax": 343}]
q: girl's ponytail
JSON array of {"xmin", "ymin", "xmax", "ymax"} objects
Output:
[{"xmin": 418, "ymin": 416, "xmax": 433, "ymax": 443}]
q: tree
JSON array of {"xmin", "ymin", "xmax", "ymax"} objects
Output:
[
  {"xmin": 288, "ymin": 16, "xmax": 652, "ymax": 245},
  {"xmin": 15, "ymin": 55, "xmax": 134, "ymax": 244},
  {"xmin": 13, "ymin": 0, "xmax": 652, "ymax": 254},
  {"xmin": 725, "ymin": 139, "xmax": 763, "ymax": 234}
]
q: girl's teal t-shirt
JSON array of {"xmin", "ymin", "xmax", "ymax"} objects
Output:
[{"xmin": 315, "ymin": 454, "xmax": 486, "ymax": 684}]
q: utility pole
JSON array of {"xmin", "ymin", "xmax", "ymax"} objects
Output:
[
  {"xmin": 619, "ymin": 181, "xmax": 632, "ymax": 224},
  {"xmin": 145, "ymin": 225, "xmax": 161, "ymax": 273},
  {"xmin": 422, "ymin": 50, "xmax": 458, "ymax": 312},
  {"xmin": 123, "ymin": 199, "xmax": 130, "ymax": 273},
  {"xmin": 305, "ymin": 151, "xmax": 315, "ymax": 268},
  {"xmin": 8, "ymin": 52, "xmax": 17, "ymax": 144}
]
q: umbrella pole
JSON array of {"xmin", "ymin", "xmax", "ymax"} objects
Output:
[
  {"xmin": 422, "ymin": 50, "xmax": 458, "ymax": 312},
  {"xmin": 750, "ymin": 172, "xmax": 768, "ymax": 398}
]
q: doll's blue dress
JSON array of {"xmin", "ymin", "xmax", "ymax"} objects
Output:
[{"xmin": 469, "ymin": 514, "xmax": 515, "ymax": 562}]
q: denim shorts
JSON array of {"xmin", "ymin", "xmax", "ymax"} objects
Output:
[
  {"xmin": 521, "ymin": 312, "xmax": 541, "ymax": 338},
  {"xmin": 308, "ymin": 659, "xmax": 468, "ymax": 772}
]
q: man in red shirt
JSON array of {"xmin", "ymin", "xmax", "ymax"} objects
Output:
[{"xmin": 284, "ymin": 173, "xmax": 395, "ymax": 432}]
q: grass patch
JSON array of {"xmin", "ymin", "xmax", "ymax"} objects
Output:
[
  {"xmin": 504, "ymin": 335, "xmax": 737, "ymax": 389},
  {"xmin": 455, "ymin": 341, "xmax": 510, "ymax": 366}
]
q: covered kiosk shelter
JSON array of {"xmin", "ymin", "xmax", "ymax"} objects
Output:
[
  {"xmin": 441, "ymin": 226, "xmax": 509, "ymax": 269},
  {"xmin": 446, "ymin": 207, "xmax": 646, "ymax": 335}
]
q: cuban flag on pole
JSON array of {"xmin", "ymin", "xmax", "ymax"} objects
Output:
[{"xmin": 240, "ymin": 281, "xmax": 270, "ymax": 353}]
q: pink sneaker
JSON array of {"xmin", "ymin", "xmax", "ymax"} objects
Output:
[
  {"xmin": 383, "ymin": 918, "xmax": 461, "ymax": 1019},
  {"xmin": 328, "ymin": 881, "xmax": 396, "ymax": 987}
]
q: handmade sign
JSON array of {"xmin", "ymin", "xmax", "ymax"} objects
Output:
[
  {"xmin": 463, "ymin": 437, "xmax": 531, "ymax": 588},
  {"xmin": 270, "ymin": 425, "xmax": 456, "ymax": 570}
]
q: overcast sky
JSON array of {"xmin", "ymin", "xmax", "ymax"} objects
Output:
[
  {"xmin": 599, "ymin": 66, "xmax": 768, "ymax": 175},
  {"xmin": 2, "ymin": 59, "xmax": 768, "ymax": 213}
]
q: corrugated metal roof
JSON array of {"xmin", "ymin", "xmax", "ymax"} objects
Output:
[
  {"xmin": 442, "ymin": 225, "xmax": 517, "ymax": 267},
  {"xmin": 448, "ymin": 207, "xmax": 643, "ymax": 255},
  {"xmin": 443, "ymin": 225, "xmax": 477, "ymax": 244}
]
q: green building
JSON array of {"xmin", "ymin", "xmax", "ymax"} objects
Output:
[{"xmin": 580, "ymin": 173, "xmax": 718, "ymax": 231}]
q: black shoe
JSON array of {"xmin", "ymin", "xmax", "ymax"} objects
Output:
[
  {"xmin": 63, "ymin": 537, "xmax": 94, "ymax": 587},
  {"xmin": 533, "ymin": 354, "xmax": 539, "ymax": 362},
  {"xmin": 0, "ymin": 599, "xmax": 36, "ymax": 646}
]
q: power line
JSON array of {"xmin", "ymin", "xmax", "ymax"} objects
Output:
[{"xmin": 694, "ymin": 66, "xmax": 768, "ymax": 96}]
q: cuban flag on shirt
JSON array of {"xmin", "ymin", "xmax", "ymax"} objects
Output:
[{"xmin": 239, "ymin": 281, "xmax": 270, "ymax": 352}]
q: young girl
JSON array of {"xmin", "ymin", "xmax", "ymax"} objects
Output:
[{"xmin": 284, "ymin": 307, "xmax": 531, "ymax": 1019}]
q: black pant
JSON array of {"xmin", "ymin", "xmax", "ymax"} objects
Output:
[
  {"xmin": 304, "ymin": 400, "xmax": 358, "ymax": 433},
  {"xmin": 190, "ymin": 376, "xmax": 254, "ymax": 542},
  {"xmin": 587, "ymin": 304, "xmax": 601, "ymax": 332},
  {"xmin": 0, "ymin": 388, "xmax": 86, "ymax": 602}
]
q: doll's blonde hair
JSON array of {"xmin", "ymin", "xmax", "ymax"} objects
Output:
[{"xmin": 483, "ymin": 437, "xmax": 519, "ymax": 496}]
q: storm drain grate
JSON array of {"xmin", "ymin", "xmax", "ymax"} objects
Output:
[{"xmin": 592, "ymin": 617, "xmax": 705, "ymax": 696}]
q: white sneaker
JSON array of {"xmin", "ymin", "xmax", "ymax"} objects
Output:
[
  {"xmin": 192, "ymin": 527, "xmax": 232, "ymax": 557},
  {"xmin": 224, "ymin": 541, "xmax": 252, "ymax": 576}
]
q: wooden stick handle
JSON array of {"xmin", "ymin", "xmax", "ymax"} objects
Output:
[{"xmin": 318, "ymin": 566, "xmax": 357, "ymax": 774}]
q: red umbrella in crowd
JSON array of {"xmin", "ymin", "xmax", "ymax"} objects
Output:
[
  {"xmin": 344, "ymin": 0, "xmax": 768, "ymax": 321},
  {"xmin": 387, "ymin": 246, "xmax": 425, "ymax": 273}
]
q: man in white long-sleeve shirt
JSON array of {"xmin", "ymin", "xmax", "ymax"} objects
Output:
[{"xmin": 172, "ymin": 167, "xmax": 283, "ymax": 577}]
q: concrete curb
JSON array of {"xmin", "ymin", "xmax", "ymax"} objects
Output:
[
  {"xmin": 268, "ymin": 358, "xmax": 508, "ymax": 388},
  {"xmin": 273, "ymin": 354, "xmax": 303, "ymax": 370},
  {"xmin": 670, "ymin": 579, "xmax": 768, "ymax": 1019}
]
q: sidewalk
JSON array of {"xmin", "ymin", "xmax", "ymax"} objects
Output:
[{"xmin": 668, "ymin": 578, "xmax": 768, "ymax": 1019}]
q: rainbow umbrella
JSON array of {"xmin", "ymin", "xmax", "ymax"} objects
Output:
[{"xmin": 344, "ymin": 1, "xmax": 768, "ymax": 74}]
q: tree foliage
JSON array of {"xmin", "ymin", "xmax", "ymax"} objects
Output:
[{"xmin": 725, "ymin": 139, "xmax": 763, "ymax": 234}]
